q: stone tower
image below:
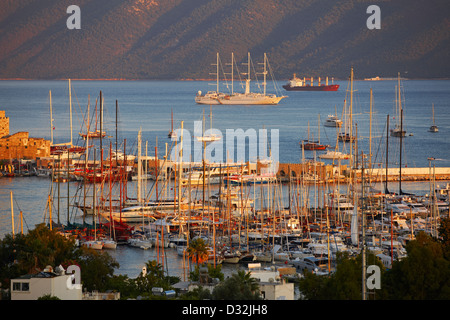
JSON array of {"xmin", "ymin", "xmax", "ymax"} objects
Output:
[{"xmin": 0, "ymin": 111, "xmax": 9, "ymax": 138}]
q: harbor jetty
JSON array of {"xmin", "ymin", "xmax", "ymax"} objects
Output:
[{"xmin": 3, "ymin": 156, "xmax": 450, "ymax": 184}]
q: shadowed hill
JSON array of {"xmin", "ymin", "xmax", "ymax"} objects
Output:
[{"xmin": 0, "ymin": 0, "xmax": 449, "ymax": 80}]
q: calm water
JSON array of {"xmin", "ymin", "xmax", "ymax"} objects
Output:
[{"xmin": 0, "ymin": 78, "xmax": 449, "ymax": 277}]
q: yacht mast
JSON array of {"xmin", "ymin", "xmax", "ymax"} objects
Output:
[
  {"xmin": 263, "ymin": 53, "xmax": 267, "ymax": 96},
  {"xmin": 244, "ymin": 52, "xmax": 251, "ymax": 95},
  {"xmin": 49, "ymin": 90, "xmax": 53, "ymax": 145},
  {"xmin": 69, "ymin": 79, "xmax": 73, "ymax": 147},
  {"xmin": 349, "ymin": 67, "xmax": 354, "ymax": 169},
  {"xmin": 231, "ymin": 52, "xmax": 234, "ymax": 95},
  {"xmin": 216, "ymin": 53, "xmax": 219, "ymax": 93},
  {"xmin": 137, "ymin": 128, "xmax": 142, "ymax": 205},
  {"xmin": 179, "ymin": 121, "xmax": 183, "ymax": 215},
  {"xmin": 398, "ymin": 72, "xmax": 402, "ymax": 119}
]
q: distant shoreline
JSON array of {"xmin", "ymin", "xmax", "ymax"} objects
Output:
[{"xmin": 1, "ymin": 77, "xmax": 449, "ymax": 81}]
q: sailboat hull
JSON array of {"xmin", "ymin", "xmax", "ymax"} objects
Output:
[
  {"xmin": 82, "ymin": 240, "xmax": 103, "ymax": 250},
  {"xmin": 319, "ymin": 151, "xmax": 350, "ymax": 160},
  {"xmin": 390, "ymin": 129, "xmax": 406, "ymax": 137},
  {"xmin": 195, "ymin": 93, "xmax": 285, "ymax": 105},
  {"xmin": 102, "ymin": 240, "xmax": 117, "ymax": 250},
  {"xmin": 302, "ymin": 142, "xmax": 328, "ymax": 150}
]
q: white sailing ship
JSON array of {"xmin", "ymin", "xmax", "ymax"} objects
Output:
[{"xmin": 195, "ymin": 52, "xmax": 286, "ymax": 105}]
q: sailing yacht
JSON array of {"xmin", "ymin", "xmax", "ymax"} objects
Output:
[
  {"xmin": 301, "ymin": 117, "xmax": 329, "ymax": 150},
  {"xmin": 79, "ymin": 91, "xmax": 107, "ymax": 140},
  {"xmin": 390, "ymin": 73, "xmax": 407, "ymax": 137},
  {"xmin": 168, "ymin": 108, "xmax": 177, "ymax": 138},
  {"xmin": 49, "ymin": 81, "xmax": 86, "ymax": 159},
  {"xmin": 429, "ymin": 103, "xmax": 438, "ymax": 132},
  {"xmin": 196, "ymin": 107, "xmax": 221, "ymax": 142},
  {"xmin": 195, "ymin": 52, "xmax": 286, "ymax": 105},
  {"xmin": 338, "ymin": 68, "xmax": 356, "ymax": 143}
]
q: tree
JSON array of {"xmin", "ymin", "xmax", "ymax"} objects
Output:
[
  {"xmin": 76, "ymin": 247, "xmax": 119, "ymax": 292},
  {"xmin": 212, "ymin": 270, "xmax": 261, "ymax": 300},
  {"xmin": 0, "ymin": 224, "xmax": 79, "ymax": 289},
  {"xmin": 135, "ymin": 260, "xmax": 166, "ymax": 293},
  {"xmin": 382, "ymin": 231, "xmax": 450, "ymax": 299},
  {"xmin": 21, "ymin": 224, "xmax": 78, "ymax": 271},
  {"xmin": 106, "ymin": 274, "xmax": 138, "ymax": 300},
  {"xmin": 132, "ymin": 260, "xmax": 180, "ymax": 299},
  {"xmin": 179, "ymin": 285, "xmax": 212, "ymax": 300},
  {"xmin": 37, "ymin": 294, "xmax": 60, "ymax": 300},
  {"xmin": 189, "ymin": 263, "xmax": 224, "ymax": 282},
  {"xmin": 438, "ymin": 217, "xmax": 450, "ymax": 260},
  {"xmin": 0, "ymin": 233, "xmax": 26, "ymax": 289},
  {"xmin": 297, "ymin": 268, "xmax": 330, "ymax": 300},
  {"xmin": 187, "ymin": 238, "xmax": 209, "ymax": 268},
  {"xmin": 297, "ymin": 251, "xmax": 386, "ymax": 300},
  {"xmin": 0, "ymin": 224, "xmax": 121, "ymax": 295}
]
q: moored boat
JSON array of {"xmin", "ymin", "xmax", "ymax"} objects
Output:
[
  {"xmin": 324, "ymin": 114, "xmax": 342, "ymax": 127},
  {"xmin": 79, "ymin": 129, "xmax": 106, "ymax": 140},
  {"xmin": 81, "ymin": 239, "xmax": 104, "ymax": 250},
  {"xmin": 390, "ymin": 73, "xmax": 407, "ymax": 137},
  {"xmin": 301, "ymin": 140, "xmax": 329, "ymax": 151},
  {"xmin": 101, "ymin": 238, "xmax": 117, "ymax": 250},
  {"xmin": 428, "ymin": 103, "xmax": 438, "ymax": 132},
  {"xmin": 318, "ymin": 150, "xmax": 350, "ymax": 160},
  {"xmin": 128, "ymin": 235, "xmax": 153, "ymax": 249}
]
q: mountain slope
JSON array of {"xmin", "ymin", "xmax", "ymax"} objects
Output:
[{"xmin": 0, "ymin": 0, "xmax": 449, "ymax": 79}]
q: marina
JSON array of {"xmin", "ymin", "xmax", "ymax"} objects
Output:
[{"xmin": 1, "ymin": 76, "xmax": 449, "ymax": 280}]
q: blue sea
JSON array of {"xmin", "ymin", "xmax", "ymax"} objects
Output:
[{"xmin": 0, "ymin": 78, "xmax": 449, "ymax": 277}]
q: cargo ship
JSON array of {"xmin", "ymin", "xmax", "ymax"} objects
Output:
[{"xmin": 282, "ymin": 74, "xmax": 339, "ymax": 91}]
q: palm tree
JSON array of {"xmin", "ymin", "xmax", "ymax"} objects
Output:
[
  {"xmin": 212, "ymin": 270, "xmax": 262, "ymax": 300},
  {"xmin": 232, "ymin": 270, "xmax": 260, "ymax": 295},
  {"xmin": 187, "ymin": 238, "xmax": 209, "ymax": 268}
]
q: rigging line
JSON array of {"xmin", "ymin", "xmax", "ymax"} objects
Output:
[
  {"xmin": 12, "ymin": 195, "xmax": 27, "ymax": 229},
  {"xmin": 250, "ymin": 55, "xmax": 263, "ymax": 94},
  {"xmin": 218, "ymin": 55, "xmax": 232, "ymax": 94},
  {"xmin": 233, "ymin": 56, "xmax": 246, "ymax": 89},
  {"xmin": 70, "ymin": 82, "xmax": 90, "ymax": 147},
  {"xmin": 321, "ymin": 123, "xmax": 333, "ymax": 145},
  {"xmin": 370, "ymin": 118, "xmax": 387, "ymax": 178},
  {"xmin": 265, "ymin": 57, "xmax": 283, "ymax": 95},
  {"xmin": 143, "ymin": 138, "xmax": 177, "ymax": 204}
]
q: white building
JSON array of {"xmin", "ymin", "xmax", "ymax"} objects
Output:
[
  {"xmin": 248, "ymin": 263, "xmax": 295, "ymax": 300},
  {"xmin": 10, "ymin": 265, "xmax": 82, "ymax": 300}
]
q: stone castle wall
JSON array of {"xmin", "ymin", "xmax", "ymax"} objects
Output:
[{"xmin": 0, "ymin": 111, "xmax": 50, "ymax": 160}]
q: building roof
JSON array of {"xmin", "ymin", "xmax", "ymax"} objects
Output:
[{"xmin": 15, "ymin": 271, "xmax": 59, "ymax": 279}]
